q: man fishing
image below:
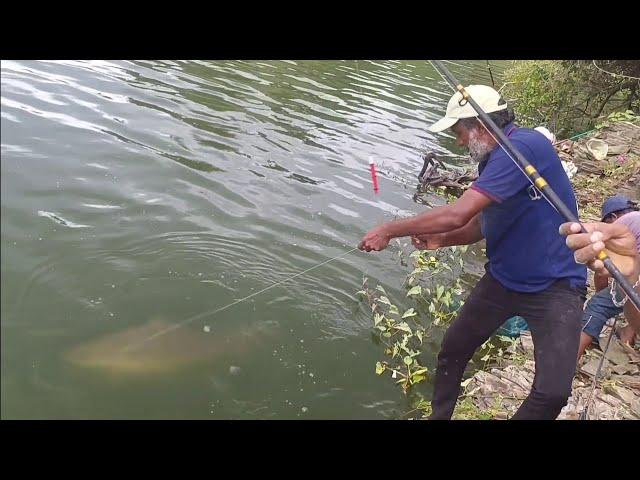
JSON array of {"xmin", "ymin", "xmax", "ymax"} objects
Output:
[{"xmin": 358, "ymin": 85, "xmax": 587, "ymax": 420}]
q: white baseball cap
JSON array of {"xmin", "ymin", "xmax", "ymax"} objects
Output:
[{"xmin": 428, "ymin": 84, "xmax": 508, "ymax": 133}]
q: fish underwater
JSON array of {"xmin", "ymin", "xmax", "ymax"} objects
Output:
[{"xmin": 64, "ymin": 318, "xmax": 278, "ymax": 375}]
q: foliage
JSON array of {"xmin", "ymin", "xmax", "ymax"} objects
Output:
[
  {"xmin": 501, "ymin": 61, "xmax": 640, "ymax": 138},
  {"xmin": 356, "ymin": 245, "xmax": 468, "ymax": 394}
]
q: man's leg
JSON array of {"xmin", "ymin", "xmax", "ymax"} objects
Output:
[
  {"xmin": 618, "ymin": 324, "xmax": 637, "ymax": 345},
  {"xmin": 578, "ymin": 289, "xmax": 623, "ymax": 358},
  {"xmin": 511, "ymin": 282, "xmax": 586, "ymax": 420},
  {"xmin": 577, "ymin": 332, "xmax": 594, "ymax": 359},
  {"xmin": 429, "ymin": 273, "xmax": 514, "ymax": 420}
]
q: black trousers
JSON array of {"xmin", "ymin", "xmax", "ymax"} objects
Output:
[{"xmin": 429, "ymin": 271, "xmax": 586, "ymax": 420}]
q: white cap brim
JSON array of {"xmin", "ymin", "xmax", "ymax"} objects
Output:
[{"xmin": 428, "ymin": 115, "xmax": 459, "ymax": 133}]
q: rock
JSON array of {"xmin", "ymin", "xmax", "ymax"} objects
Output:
[
  {"xmin": 462, "ymin": 304, "xmax": 639, "ymax": 419},
  {"xmin": 598, "ymin": 337, "xmax": 634, "ymax": 365},
  {"xmin": 229, "ymin": 365, "xmax": 241, "ymax": 376},
  {"xmin": 562, "ymin": 410, "xmax": 581, "ymax": 420},
  {"xmin": 586, "ymin": 139, "xmax": 608, "ymax": 160},
  {"xmin": 610, "ymin": 374, "xmax": 640, "ymax": 389},
  {"xmin": 580, "ymin": 358, "xmax": 610, "ymax": 378},
  {"xmin": 519, "ymin": 332, "xmax": 534, "ymax": 357},
  {"xmin": 619, "ymin": 342, "xmax": 640, "ymax": 362},
  {"xmin": 604, "ymin": 384, "xmax": 637, "ymax": 406},
  {"xmin": 611, "ymin": 363, "xmax": 635, "ymax": 375},
  {"xmin": 490, "ymin": 366, "xmax": 532, "ymax": 394},
  {"xmin": 607, "ymin": 144, "xmax": 630, "ymax": 155}
]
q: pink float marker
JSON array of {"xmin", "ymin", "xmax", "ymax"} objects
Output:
[{"xmin": 369, "ymin": 157, "xmax": 379, "ymax": 194}]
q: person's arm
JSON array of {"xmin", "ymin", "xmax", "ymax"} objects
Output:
[
  {"xmin": 359, "ymin": 189, "xmax": 491, "ymax": 251},
  {"xmin": 412, "ymin": 213, "xmax": 483, "ymax": 250},
  {"xmin": 560, "ymin": 221, "xmax": 640, "ymax": 333},
  {"xmin": 560, "ymin": 221, "xmax": 638, "ymax": 277},
  {"xmin": 385, "ymin": 189, "xmax": 490, "ymax": 237},
  {"xmin": 359, "ymin": 141, "xmax": 534, "ymax": 253}
]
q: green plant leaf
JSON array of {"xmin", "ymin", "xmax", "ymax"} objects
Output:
[
  {"xmin": 394, "ymin": 322, "xmax": 412, "ymax": 333},
  {"xmin": 402, "ymin": 308, "xmax": 417, "ymax": 318},
  {"xmin": 377, "ymin": 296, "xmax": 391, "ymax": 306},
  {"xmin": 406, "ymin": 286, "xmax": 422, "ymax": 297}
]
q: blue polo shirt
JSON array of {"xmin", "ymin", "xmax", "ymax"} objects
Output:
[{"xmin": 470, "ymin": 123, "xmax": 587, "ymax": 293}]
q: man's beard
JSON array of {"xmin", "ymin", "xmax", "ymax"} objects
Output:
[{"xmin": 468, "ymin": 130, "xmax": 494, "ymax": 162}]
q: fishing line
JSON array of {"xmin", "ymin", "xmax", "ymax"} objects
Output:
[{"xmin": 124, "ymin": 246, "xmax": 361, "ymax": 352}]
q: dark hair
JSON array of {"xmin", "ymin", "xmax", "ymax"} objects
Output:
[{"xmin": 457, "ymin": 108, "xmax": 516, "ymax": 131}]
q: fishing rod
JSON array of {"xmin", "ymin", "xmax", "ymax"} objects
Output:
[
  {"xmin": 429, "ymin": 60, "xmax": 640, "ymax": 311},
  {"xmin": 486, "ymin": 60, "xmax": 496, "ymax": 88}
]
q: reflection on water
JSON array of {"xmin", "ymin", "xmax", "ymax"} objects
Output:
[{"xmin": 1, "ymin": 60, "xmax": 503, "ymax": 419}]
